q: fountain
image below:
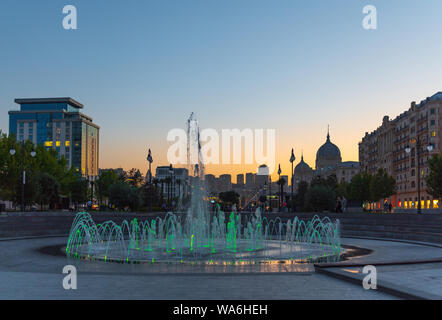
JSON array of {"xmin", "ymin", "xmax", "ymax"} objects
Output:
[{"xmin": 65, "ymin": 114, "xmax": 341, "ymax": 267}]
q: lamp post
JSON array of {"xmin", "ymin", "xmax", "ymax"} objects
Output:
[
  {"xmin": 147, "ymin": 149, "xmax": 153, "ymax": 212},
  {"xmin": 9, "ymin": 141, "xmax": 36, "ymax": 212},
  {"xmin": 405, "ymin": 136, "xmax": 434, "ymax": 214},
  {"xmin": 277, "ymin": 164, "xmax": 282, "ymax": 210},
  {"xmin": 290, "ymin": 148, "xmax": 296, "ymax": 213},
  {"xmin": 169, "ymin": 164, "xmax": 173, "ymax": 208}
]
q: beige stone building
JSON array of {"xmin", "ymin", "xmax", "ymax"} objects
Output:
[
  {"xmin": 292, "ymin": 130, "xmax": 360, "ymax": 189},
  {"xmin": 359, "ymin": 92, "xmax": 442, "ymax": 210}
]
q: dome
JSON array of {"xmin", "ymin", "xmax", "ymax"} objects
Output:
[
  {"xmin": 316, "ymin": 132, "xmax": 341, "ymax": 161},
  {"xmin": 294, "ymin": 156, "xmax": 313, "ymax": 174}
]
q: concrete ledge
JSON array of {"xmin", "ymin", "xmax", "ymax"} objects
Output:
[
  {"xmin": 1, "ymin": 211, "xmax": 441, "ymax": 244},
  {"xmin": 314, "ymin": 266, "xmax": 442, "ymax": 300}
]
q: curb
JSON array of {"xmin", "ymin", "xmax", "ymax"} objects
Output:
[
  {"xmin": 0, "ymin": 234, "xmax": 68, "ymax": 241},
  {"xmin": 341, "ymin": 235, "xmax": 442, "ymax": 248},
  {"xmin": 314, "ymin": 265, "xmax": 442, "ymax": 300}
]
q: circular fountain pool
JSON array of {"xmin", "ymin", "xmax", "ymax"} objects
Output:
[{"xmin": 66, "ymin": 209, "xmax": 341, "ymax": 267}]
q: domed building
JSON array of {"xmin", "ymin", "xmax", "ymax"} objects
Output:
[
  {"xmin": 315, "ymin": 129, "xmax": 342, "ymax": 176},
  {"xmin": 293, "ymin": 154, "xmax": 314, "ymax": 185}
]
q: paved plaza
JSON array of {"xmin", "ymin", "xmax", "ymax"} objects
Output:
[{"xmin": 0, "ymin": 236, "xmax": 441, "ymax": 299}]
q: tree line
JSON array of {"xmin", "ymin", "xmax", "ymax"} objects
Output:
[
  {"xmin": 0, "ymin": 132, "xmax": 88, "ymax": 210},
  {"xmin": 293, "ymin": 169, "xmax": 396, "ymax": 212}
]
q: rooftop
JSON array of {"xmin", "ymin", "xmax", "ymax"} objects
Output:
[{"xmin": 14, "ymin": 97, "xmax": 84, "ymax": 109}]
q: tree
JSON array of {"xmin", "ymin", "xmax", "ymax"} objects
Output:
[
  {"xmin": 125, "ymin": 168, "xmax": 143, "ymax": 187},
  {"xmin": 96, "ymin": 170, "xmax": 120, "ymax": 205},
  {"xmin": 294, "ymin": 181, "xmax": 309, "ymax": 211},
  {"xmin": 109, "ymin": 182, "xmax": 141, "ymax": 211},
  {"xmin": 336, "ymin": 180, "xmax": 349, "ymax": 198},
  {"xmin": 310, "ymin": 174, "xmax": 338, "ymax": 193},
  {"xmin": 140, "ymin": 180, "xmax": 161, "ymax": 210},
  {"xmin": 69, "ymin": 177, "xmax": 89, "ymax": 208},
  {"xmin": 369, "ymin": 169, "xmax": 396, "ymax": 202},
  {"xmin": 0, "ymin": 132, "xmax": 75, "ymax": 209},
  {"xmin": 277, "ymin": 177, "xmax": 286, "ymax": 207},
  {"xmin": 219, "ymin": 191, "xmax": 240, "ymax": 207},
  {"xmin": 305, "ymin": 185, "xmax": 336, "ymax": 212},
  {"xmin": 35, "ymin": 172, "xmax": 60, "ymax": 210},
  {"xmin": 426, "ymin": 154, "xmax": 442, "ymax": 201},
  {"xmin": 348, "ymin": 172, "xmax": 372, "ymax": 202}
]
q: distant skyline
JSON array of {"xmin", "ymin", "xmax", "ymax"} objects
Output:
[{"xmin": 1, "ymin": 0, "xmax": 442, "ymax": 181}]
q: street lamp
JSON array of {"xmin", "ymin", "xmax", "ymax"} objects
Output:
[
  {"xmin": 169, "ymin": 164, "xmax": 173, "ymax": 207},
  {"xmin": 289, "ymin": 148, "xmax": 296, "ymax": 213},
  {"xmin": 147, "ymin": 149, "xmax": 153, "ymax": 212},
  {"xmin": 405, "ymin": 137, "xmax": 434, "ymax": 214},
  {"xmin": 277, "ymin": 164, "xmax": 282, "ymax": 210},
  {"xmin": 9, "ymin": 141, "xmax": 36, "ymax": 212},
  {"xmin": 147, "ymin": 149, "xmax": 153, "ymax": 184}
]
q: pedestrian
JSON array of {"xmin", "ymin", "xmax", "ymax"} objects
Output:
[
  {"xmin": 383, "ymin": 201, "xmax": 388, "ymax": 213},
  {"xmin": 336, "ymin": 197, "xmax": 342, "ymax": 213},
  {"xmin": 341, "ymin": 196, "xmax": 347, "ymax": 213}
]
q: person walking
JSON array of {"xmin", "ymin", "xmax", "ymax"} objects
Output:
[
  {"xmin": 336, "ymin": 197, "xmax": 342, "ymax": 213},
  {"xmin": 341, "ymin": 196, "xmax": 347, "ymax": 213}
]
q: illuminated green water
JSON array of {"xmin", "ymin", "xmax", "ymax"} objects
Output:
[{"xmin": 66, "ymin": 207, "xmax": 341, "ymax": 264}]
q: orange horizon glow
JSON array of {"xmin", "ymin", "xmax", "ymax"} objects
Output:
[{"xmin": 99, "ymin": 128, "xmax": 360, "ymax": 183}]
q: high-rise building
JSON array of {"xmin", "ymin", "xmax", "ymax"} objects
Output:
[
  {"xmin": 236, "ymin": 174, "xmax": 244, "ymax": 186},
  {"xmin": 255, "ymin": 165, "xmax": 269, "ymax": 188},
  {"xmin": 359, "ymin": 92, "xmax": 441, "ymax": 210},
  {"xmin": 204, "ymin": 174, "xmax": 217, "ymax": 195},
  {"xmin": 218, "ymin": 174, "xmax": 232, "ymax": 191},
  {"xmin": 245, "ymin": 173, "xmax": 255, "ymax": 190},
  {"xmin": 8, "ymin": 98, "xmax": 100, "ymax": 178}
]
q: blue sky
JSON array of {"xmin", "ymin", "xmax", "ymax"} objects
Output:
[{"xmin": 1, "ymin": 0, "xmax": 441, "ymax": 179}]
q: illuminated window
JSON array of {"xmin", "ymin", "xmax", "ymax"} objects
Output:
[
  {"xmin": 432, "ymin": 131, "xmax": 436, "ymax": 137},
  {"xmin": 433, "ymin": 200, "xmax": 439, "ymax": 209},
  {"xmin": 65, "ymin": 141, "xmax": 70, "ymax": 147},
  {"xmin": 44, "ymin": 141, "xmax": 53, "ymax": 147},
  {"xmin": 56, "ymin": 141, "xmax": 61, "ymax": 147}
]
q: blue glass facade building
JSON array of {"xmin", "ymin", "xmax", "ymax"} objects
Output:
[{"xmin": 8, "ymin": 98, "xmax": 100, "ymax": 178}]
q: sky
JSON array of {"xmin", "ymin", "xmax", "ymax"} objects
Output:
[{"xmin": 1, "ymin": 0, "xmax": 441, "ymax": 182}]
